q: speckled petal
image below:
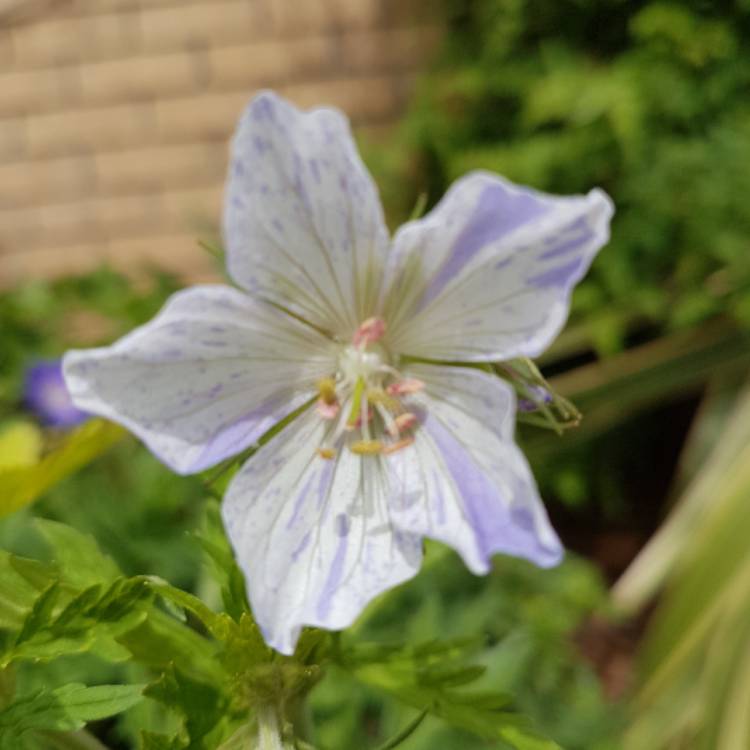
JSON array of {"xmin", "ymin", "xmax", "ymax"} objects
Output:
[
  {"xmin": 63, "ymin": 285, "xmax": 337, "ymax": 475},
  {"xmin": 383, "ymin": 171, "xmax": 613, "ymax": 361},
  {"xmin": 224, "ymin": 91, "xmax": 389, "ymax": 339},
  {"xmin": 222, "ymin": 407, "xmax": 422, "ymax": 655},
  {"xmin": 386, "ymin": 363, "xmax": 563, "ymax": 573}
]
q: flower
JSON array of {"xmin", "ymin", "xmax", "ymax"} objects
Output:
[
  {"xmin": 24, "ymin": 359, "xmax": 88, "ymax": 427},
  {"xmin": 63, "ymin": 91, "xmax": 613, "ymax": 654}
]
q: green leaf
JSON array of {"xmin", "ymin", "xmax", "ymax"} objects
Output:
[
  {"xmin": 144, "ymin": 664, "xmax": 227, "ymax": 748},
  {"xmin": 0, "ymin": 419, "xmax": 125, "ymax": 519},
  {"xmin": 0, "ymin": 552, "xmax": 58, "ymax": 631},
  {"xmin": 194, "ymin": 503, "xmax": 249, "ymax": 621},
  {"xmin": 0, "ymin": 422, "xmax": 43, "ymax": 471},
  {"xmin": 341, "ymin": 637, "xmax": 559, "ymax": 749},
  {"xmin": 620, "ymin": 381, "xmax": 750, "ymax": 748},
  {"xmin": 116, "ymin": 608, "xmax": 223, "ymax": 685},
  {"xmin": 35, "ymin": 519, "xmax": 121, "ymax": 589},
  {"xmin": 2, "ymin": 577, "xmax": 152, "ymax": 668},
  {"xmin": 145, "ymin": 577, "xmax": 224, "ymax": 636},
  {"xmin": 0, "ymin": 683, "xmax": 143, "ymax": 745},
  {"xmin": 139, "ymin": 731, "xmax": 187, "ymax": 750}
]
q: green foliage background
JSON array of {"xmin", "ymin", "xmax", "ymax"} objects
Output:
[{"xmin": 370, "ymin": 0, "xmax": 750, "ymax": 355}]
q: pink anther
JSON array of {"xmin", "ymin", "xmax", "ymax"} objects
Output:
[
  {"xmin": 383, "ymin": 437, "xmax": 415, "ymax": 455},
  {"xmin": 386, "ymin": 378, "xmax": 425, "ymax": 396},
  {"xmin": 353, "ymin": 317, "xmax": 386, "ymax": 347},
  {"xmin": 316, "ymin": 399, "xmax": 340, "ymax": 420},
  {"xmin": 394, "ymin": 412, "xmax": 418, "ymax": 432}
]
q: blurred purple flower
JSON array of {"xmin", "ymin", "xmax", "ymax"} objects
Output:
[{"xmin": 24, "ymin": 360, "xmax": 88, "ymax": 427}]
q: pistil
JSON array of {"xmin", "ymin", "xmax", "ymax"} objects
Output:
[{"xmin": 314, "ymin": 318, "xmax": 422, "ymax": 459}]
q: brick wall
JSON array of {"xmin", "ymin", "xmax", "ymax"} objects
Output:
[{"xmin": 0, "ymin": 0, "xmax": 441, "ymax": 286}]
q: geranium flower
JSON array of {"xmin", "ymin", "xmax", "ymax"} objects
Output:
[
  {"xmin": 63, "ymin": 92, "xmax": 613, "ymax": 654},
  {"xmin": 24, "ymin": 359, "xmax": 88, "ymax": 427}
]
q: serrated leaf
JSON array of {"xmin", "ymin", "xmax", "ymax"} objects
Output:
[
  {"xmin": 2, "ymin": 577, "xmax": 152, "ymax": 668},
  {"xmin": 116, "ymin": 608, "xmax": 224, "ymax": 685},
  {"xmin": 35, "ymin": 520, "xmax": 121, "ymax": 589},
  {"xmin": 145, "ymin": 577, "xmax": 223, "ymax": 636},
  {"xmin": 342, "ymin": 635, "xmax": 559, "ymax": 750},
  {"xmin": 0, "ymin": 419, "xmax": 125, "ymax": 519},
  {"xmin": 14, "ymin": 583, "xmax": 61, "ymax": 646},
  {"xmin": 0, "ymin": 683, "xmax": 143, "ymax": 745},
  {"xmin": 0, "ymin": 552, "xmax": 58, "ymax": 631},
  {"xmin": 144, "ymin": 664, "xmax": 227, "ymax": 748}
]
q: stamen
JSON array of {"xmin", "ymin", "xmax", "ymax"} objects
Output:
[
  {"xmin": 317, "ymin": 377, "xmax": 337, "ymax": 405},
  {"xmin": 350, "ymin": 407, "xmax": 373, "ymax": 428},
  {"xmin": 352, "ymin": 317, "xmax": 386, "ymax": 347},
  {"xmin": 316, "ymin": 399, "xmax": 340, "ymax": 420},
  {"xmin": 317, "ymin": 447, "xmax": 336, "ymax": 460},
  {"xmin": 346, "ymin": 376, "xmax": 366, "ymax": 428},
  {"xmin": 376, "ymin": 402, "xmax": 399, "ymax": 437},
  {"xmin": 366, "ymin": 387, "xmax": 400, "ymax": 412},
  {"xmin": 394, "ymin": 412, "xmax": 418, "ymax": 432},
  {"xmin": 350, "ymin": 439, "xmax": 383, "ymax": 455},
  {"xmin": 386, "ymin": 378, "xmax": 425, "ymax": 396},
  {"xmin": 383, "ymin": 437, "xmax": 414, "ymax": 455}
]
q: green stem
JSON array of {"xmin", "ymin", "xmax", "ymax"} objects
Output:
[{"xmin": 374, "ymin": 711, "xmax": 427, "ymax": 750}]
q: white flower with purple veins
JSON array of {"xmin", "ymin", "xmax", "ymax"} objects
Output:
[{"xmin": 63, "ymin": 91, "xmax": 613, "ymax": 654}]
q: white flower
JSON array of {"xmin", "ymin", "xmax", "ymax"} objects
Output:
[{"xmin": 63, "ymin": 91, "xmax": 613, "ymax": 655}]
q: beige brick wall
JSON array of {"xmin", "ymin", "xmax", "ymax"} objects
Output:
[{"xmin": 0, "ymin": 0, "xmax": 441, "ymax": 286}]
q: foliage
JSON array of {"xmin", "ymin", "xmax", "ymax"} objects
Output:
[
  {"xmin": 367, "ymin": 0, "xmax": 750, "ymax": 354},
  {"xmin": 614, "ymin": 378, "xmax": 750, "ymax": 749}
]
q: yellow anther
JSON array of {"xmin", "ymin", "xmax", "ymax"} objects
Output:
[
  {"xmin": 383, "ymin": 437, "xmax": 414, "ymax": 455},
  {"xmin": 366, "ymin": 387, "xmax": 400, "ymax": 412},
  {"xmin": 317, "ymin": 377, "xmax": 337, "ymax": 405},
  {"xmin": 350, "ymin": 439, "xmax": 383, "ymax": 456},
  {"xmin": 317, "ymin": 447, "xmax": 336, "ymax": 460}
]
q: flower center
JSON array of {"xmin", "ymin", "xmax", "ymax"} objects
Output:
[{"xmin": 315, "ymin": 317, "xmax": 423, "ymax": 459}]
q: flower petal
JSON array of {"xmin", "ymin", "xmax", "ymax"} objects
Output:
[
  {"xmin": 386, "ymin": 364, "xmax": 563, "ymax": 573},
  {"xmin": 383, "ymin": 172, "xmax": 613, "ymax": 361},
  {"xmin": 63, "ymin": 285, "xmax": 337, "ymax": 475},
  {"xmin": 224, "ymin": 91, "xmax": 389, "ymax": 338},
  {"xmin": 222, "ymin": 408, "xmax": 422, "ymax": 655}
]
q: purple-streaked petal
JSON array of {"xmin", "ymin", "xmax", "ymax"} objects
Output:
[
  {"xmin": 222, "ymin": 407, "xmax": 422, "ymax": 655},
  {"xmin": 63, "ymin": 285, "xmax": 337, "ymax": 475},
  {"xmin": 383, "ymin": 172, "xmax": 613, "ymax": 362},
  {"xmin": 23, "ymin": 360, "xmax": 88, "ymax": 428},
  {"xmin": 224, "ymin": 91, "xmax": 389, "ymax": 339},
  {"xmin": 386, "ymin": 364, "xmax": 563, "ymax": 573}
]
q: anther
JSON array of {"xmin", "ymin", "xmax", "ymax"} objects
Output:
[
  {"xmin": 366, "ymin": 387, "xmax": 400, "ymax": 412},
  {"xmin": 316, "ymin": 400, "xmax": 340, "ymax": 420},
  {"xmin": 394, "ymin": 412, "xmax": 418, "ymax": 432},
  {"xmin": 317, "ymin": 447, "xmax": 336, "ymax": 460},
  {"xmin": 386, "ymin": 378, "xmax": 425, "ymax": 396},
  {"xmin": 317, "ymin": 377, "xmax": 337, "ymax": 405},
  {"xmin": 350, "ymin": 439, "xmax": 383, "ymax": 455},
  {"xmin": 383, "ymin": 437, "xmax": 414, "ymax": 455},
  {"xmin": 352, "ymin": 317, "xmax": 386, "ymax": 348}
]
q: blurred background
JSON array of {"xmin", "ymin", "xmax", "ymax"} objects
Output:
[
  {"xmin": 0, "ymin": 0, "xmax": 439, "ymax": 284},
  {"xmin": 2, "ymin": 1, "xmax": 750, "ymax": 749}
]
